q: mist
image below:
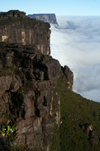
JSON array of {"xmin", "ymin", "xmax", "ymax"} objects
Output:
[{"xmin": 50, "ymin": 16, "xmax": 100, "ymax": 102}]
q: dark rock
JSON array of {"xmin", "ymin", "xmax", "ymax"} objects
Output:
[
  {"xmin": 80, "ymin": 123, "xmax": 99, "ymax": 147},
  {"xmin": 10, "ymin": 76, "xmax": 22, "ymax": 92},
  {"xmin": 0, "ymin": 135, "xmax": 11, "ymax": 151},
  {"xmin": 0, "ymin": 11, "xmax": 73, "ymax": 151},
  {"xmin": 42, "ymin": 56, "xmax": 62, "ymax": 80},
  {"xmin": 0, "ymin": 10, "xmax": 26, "ymax": 19},
  {"xmin": 62, "ymin": 65, "xmax": 73, "ymax": 90},
  {"xmin": 0, "ymin": 76, "xmax": 12, "ymax": 92},
  {"xmin": 80, "ymin": 123, "xmax": 93, "ymax": 136},
  {"xmin": 0, "ymin": 42, "xmax": 68, "ymax": 151}
]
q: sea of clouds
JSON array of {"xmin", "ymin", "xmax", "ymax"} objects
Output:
[{"xmin": 50, "ymin": 16, "xmax": 100, "ymax": 102}]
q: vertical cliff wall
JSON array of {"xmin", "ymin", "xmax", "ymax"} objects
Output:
[
  {"xmin": 0, "ymin": 43, "xmax": 73, "ymax": 151},
  {"xmin": 0, "ymin": 11, "xmax": 100, "ymax": 151},
  {"xmin": 0, "ymin": 10, "xmax": 50, "ymax": 55},
  {"xmin": 0, "ymin": 10, "xmax": 73, "ymax": 151}
]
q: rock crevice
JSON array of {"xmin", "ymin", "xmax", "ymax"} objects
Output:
[{"xmin": 0, "ymin": 43, "xmax": 73, "ymax": 151}]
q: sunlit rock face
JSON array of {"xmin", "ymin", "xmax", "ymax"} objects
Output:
[{"xmin": 0, "ymin": 10, "xmax": 51, "ymax": 55}]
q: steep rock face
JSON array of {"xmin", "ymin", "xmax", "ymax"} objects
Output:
[
  {"xmin": 0, "ymin": 10, "xmax": 50, "ymax": 55},
  {"xmin": 62, "ymin": 65, "xmax": 73, "ymax": 90},
  {"xmin": 28, "ymin": 14, "xmax": 58, "ymax": 24},
  {"xmin": 0, "ymin": 43, "xmax": 73, "ymax": 151}
]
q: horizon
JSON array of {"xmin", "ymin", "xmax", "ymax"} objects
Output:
[
  {"xmin": 1, "ymin": 0, "xmax": 100, "ymax": 16},
  {"xmin": 1, "ymin": 1, "xmax": 100, "ymax": 102},
  {"xmin": 1, "ymin": 10, "xmax": 100, "ymax": 18}
]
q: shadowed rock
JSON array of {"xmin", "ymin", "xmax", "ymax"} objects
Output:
[
  {"xmin": 0, "ymin": 42, "xmax": 73, "ymax": 151},
  {"xmin": 0, "ymin": 135, "xmax": 11, "ymax": 151}
]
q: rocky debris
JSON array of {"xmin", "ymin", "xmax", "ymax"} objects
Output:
[
  {"xmin": 28, "ymin": 14, "xmax": 58, "ymax": 24},
  {"xmin": 0, "ymin": 43, "xmax": 73, "ymax": 151},
  {"xmin": 80, "ymin": 123, "xmax": 99, "ymax": 147},
  {"xmin": 80, "ymin": 123, "xmax": 93, "ymax": 136}
]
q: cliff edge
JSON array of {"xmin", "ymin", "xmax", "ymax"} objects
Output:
[
  {"xmin": 28, "ymin": 14, "xmax": 58, "ymax": 24},
  {"xmin": 0, "ymin": 10, "xmax": 100, "ymax": 151},
  {"xmin": 0, "ymin": 10, "xmax": 50, "ymax": 55},
  {"xmin": 0, "ymin": 42, "xmax": 73, "ymax": 151}
]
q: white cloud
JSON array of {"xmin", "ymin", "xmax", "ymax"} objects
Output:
[{"xmin": 50, "ymin": 16, "xmax": 100, "ymax": 102}]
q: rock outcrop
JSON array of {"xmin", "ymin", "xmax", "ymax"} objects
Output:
[
  {"xmin": 62, "ymin": 66, "xmax": 73, "ymax": 90},
  {"xmin": 0, "ymin": 10, "xmax": 100, "ymax": 151},
  {"xmin": 0, "ymin": 10, "xmax": 26, "ymax": 19},
  {"xmin": 28, "ymin": 14, "xmax": 58, "ymax": 24},
  {"xmin": 0, "ymin": 10, "xmax": 50, "ymax": 55},
  {"xmin": 80, "ymin": 123, "xmax": 99, "ymax": 147},
  {"xmin": 0, "ymin": 42, "xmax": 73, "ymax": 151}
]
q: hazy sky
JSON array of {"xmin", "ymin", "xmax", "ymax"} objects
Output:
[{"xmin": 1, "ymin": 0, "xmax": 100, "ymax": 16}]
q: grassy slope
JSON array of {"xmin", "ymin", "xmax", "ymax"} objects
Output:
[{"xmin": 52, "ymin": 76, "xmax": 100, "ymax": 151}]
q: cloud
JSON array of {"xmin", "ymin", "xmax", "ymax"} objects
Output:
[{"xmin": 50, "ymin": 16, "xmax": 100, "ymax": 102}]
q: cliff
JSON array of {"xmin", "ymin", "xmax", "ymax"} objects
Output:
[
  {"xmin": 0, "ymin": 42, "xmax": 73, "ymax": 151},
  {"xmin": 0, "ymin": 10, "xmax": 100, "ymax": 151},
  {"xmin": 0, "ymin": 10, "xmax": 50, "ymax": 55},
  {"xmin": 27, "ymin": 14, "xmax": 58, "ymax": 24}
]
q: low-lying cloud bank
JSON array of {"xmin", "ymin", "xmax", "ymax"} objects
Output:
[{"xmin": 50, "ymin": 16, "xmax": 100, "ymax": 102}]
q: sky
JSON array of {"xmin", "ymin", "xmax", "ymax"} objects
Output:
[{"xmin": 1, "ymin": 0, "xmax": 100, "ymax": 16}]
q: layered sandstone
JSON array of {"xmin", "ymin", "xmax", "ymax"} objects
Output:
[
  {"xmin": 0, "ymin": 10, "xmax": 73, "ymax": 151},
  {"xmin": 0, "ymin": 10, "xmax": 50, "ymax": 55}
]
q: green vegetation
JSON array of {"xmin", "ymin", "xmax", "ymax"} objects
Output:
[
  {"xmin": 0, "ymin": 120, "xmax": 32, "ymax": 151},
  {"xmin": 0, "ymin": 66, "xmax": 22, "ymax": 77},
  {"xmin": 0, "ymin": 120, "xmax": 17, "ymax": 142},
  {"xmin": 50, "ymin": 124, "xmax": 60, "ymax": 151},
  {"xmin": 51, "ymin": 76, "xmax": 100, "ymax": 151},
  {"xmin": 0, "ymin": 69, "xmax": 14, "ymax": 77}
]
